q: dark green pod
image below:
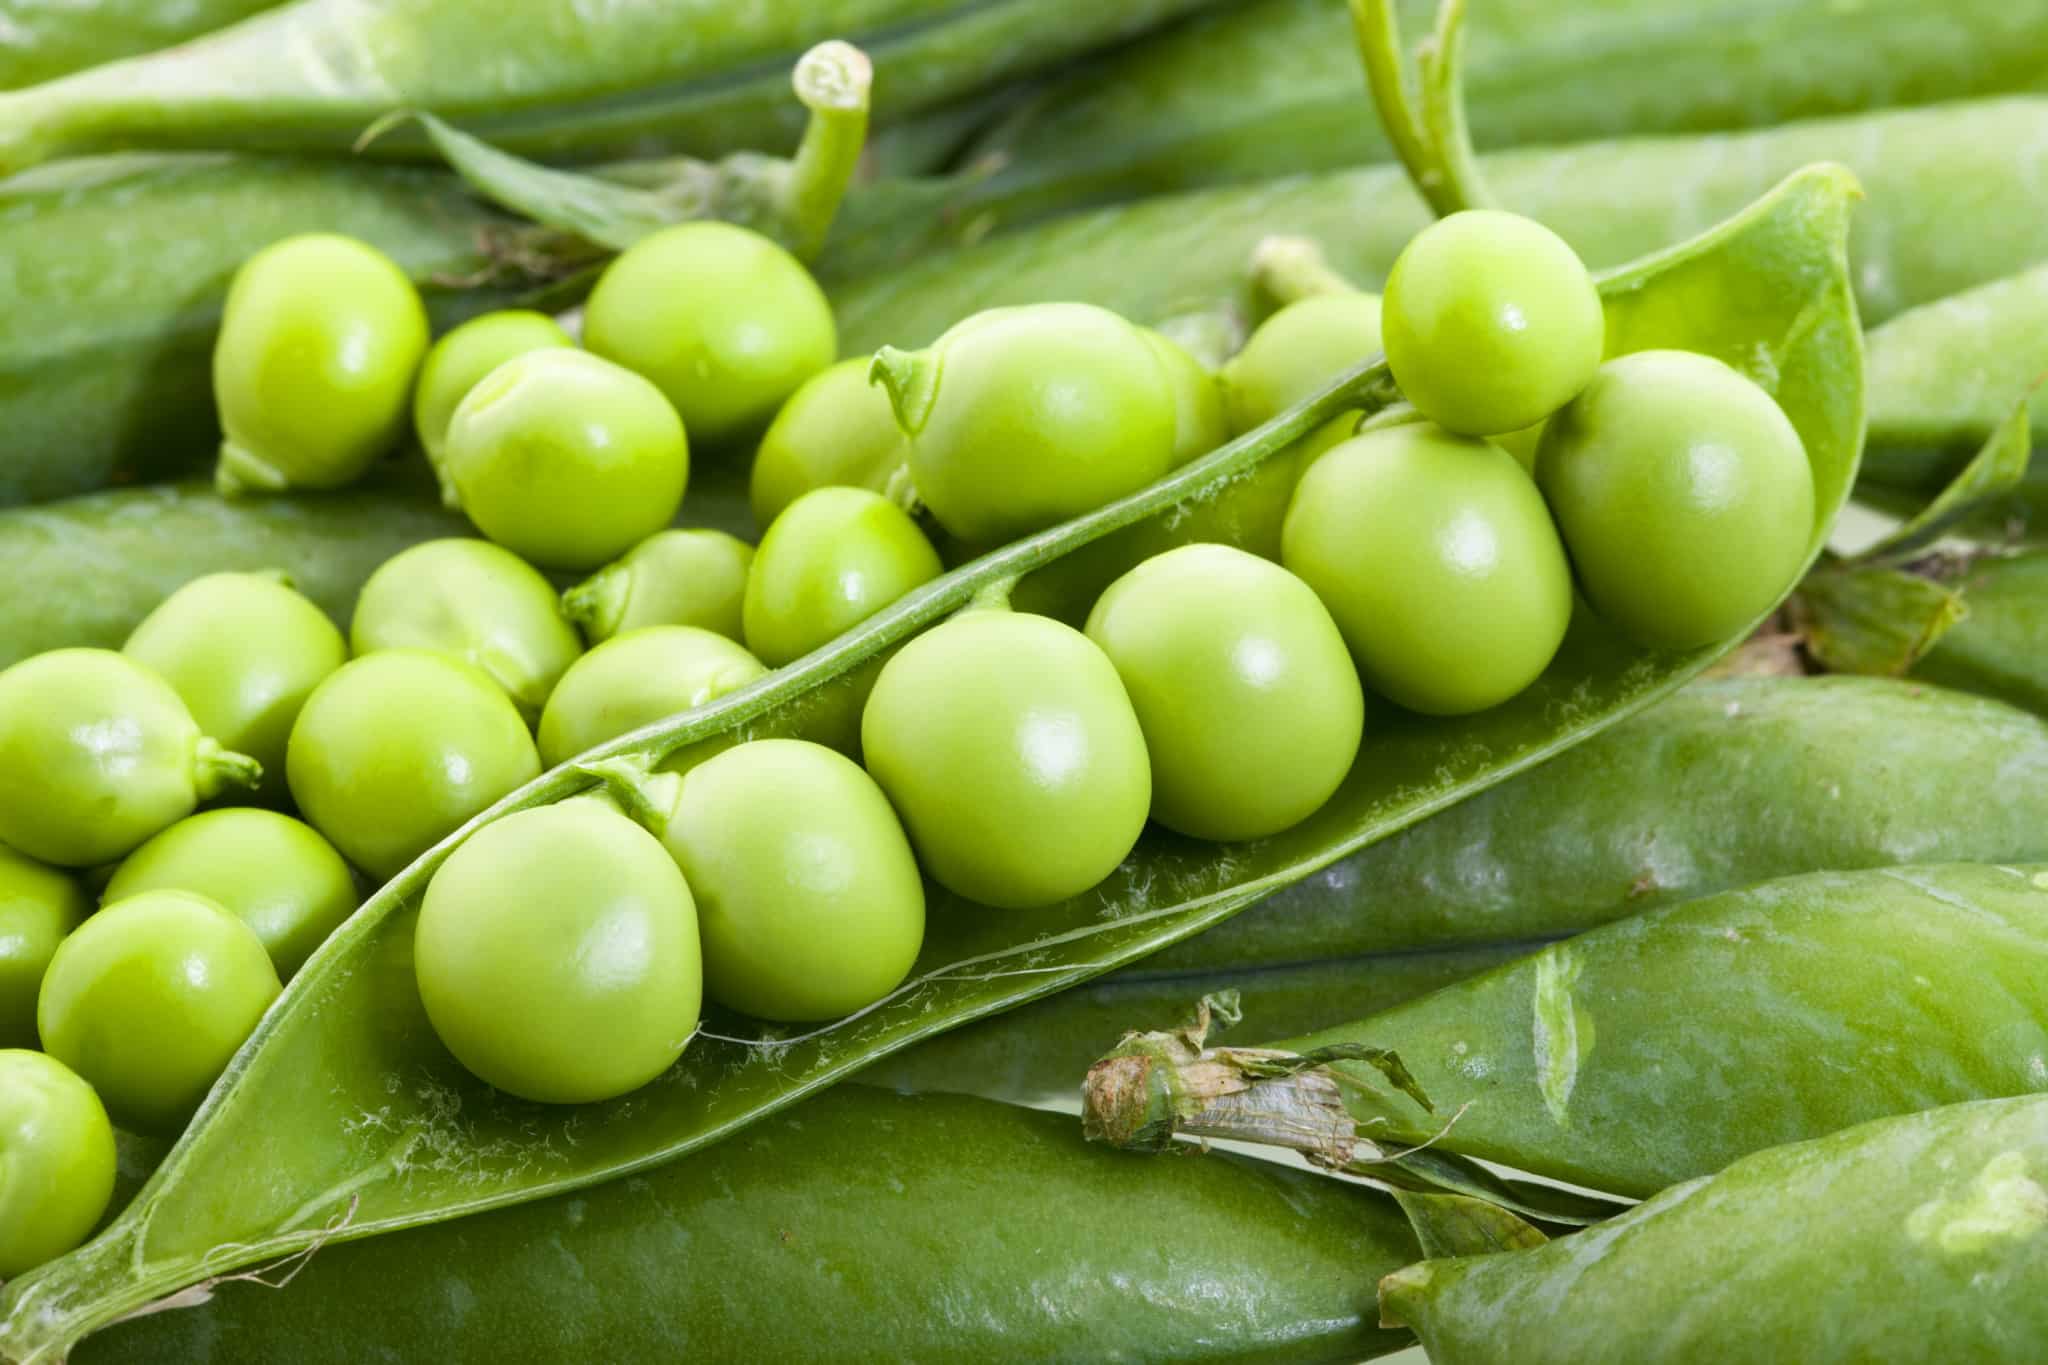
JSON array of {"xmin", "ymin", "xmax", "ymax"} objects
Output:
[
  {"xmin": 1912, "ymin": 553, "xmax": 2048, "ymax": 715},
  {"xmin": 1383, "ymin": 1096, "xmax": 2048, "ymax": 1364},
  {"xmin": 953, "ymin": 0, "xmax": 2048, "ymax": 227},
  {"xmin": 0, "ymin": 0, "xmax": 278, "ymax": 90},
  {"xmin": 82, "ymin": 1087, "xmax": 1418, "ymax": 1365},
  {"xmin": 1088, "ymin": 863, "xmax": 2048, "ymax": 1200}
]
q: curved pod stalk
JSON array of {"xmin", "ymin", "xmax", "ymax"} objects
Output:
[{"xmin": 0, "ymin": 165, "xmax": 1865, "ymax": 1361}]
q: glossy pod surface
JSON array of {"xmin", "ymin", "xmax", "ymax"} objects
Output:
[
  {"xmin": 1264, "ymin": 862, "xmax": 2048, "ymax": 1197},
  {"xmin": 83, "ymin": 1087, "xmax": 1419, "ymax": 1364},
  {"xmin": 1384, "ymin": 1096, "xmax": 2048, "ymax": 1364},
  {"xmin": 0, "ymin": 170, "xmax": 1865, "ymax": 1355}
]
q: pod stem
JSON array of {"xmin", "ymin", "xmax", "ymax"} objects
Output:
[
  {"xmin": 1249, "ymin": 235, "xmax": 1359, "ymax": 317},
  {"xmin": 869, "ymin": 346, "xmax": 940, "ymax": 437},
  {"xmin": 570, "ymin": 755, "xmax": 681, "ymax": 837},
  {"xmin": 775, "ymin": 40, "xmax": 874, "ymax": 259},
  {"xmin": 1347, "ymin": 0, "xmax": 1493, "ymax": 216},
  {"xmin": 192, "ymin": 739, "xmax": 264, "ymax": 800},
  {"xmin": 214, "ymin": 440, "xmax": 289, "ymax": 498}
]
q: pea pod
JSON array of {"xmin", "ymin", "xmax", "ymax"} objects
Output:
[
  {"xmin": 0, "ymin": 0, "xmax": 1218, "ymax": 172},
  {"xmin": 0, "ymin": 0, "xmax": 278, "ymax": 90},
  {"xmin": 1903, "ymin": 553, "xmax": 2048, "ymax": 716},
  {"xmin": 0, "ymin": 167, "xmax": 1862, "ymax": 1357},
  {"xmin": 0, "ymin": 463, "xmax": 753, "ymax": 669},
  {"xmin": 1855, "ymin": 265, "xmax": 2048, "ymax": 520},
  {"xmin": 77, "ymin": 1086, "xmax": 1416, "ymax": 1364},
  {"xmin": 947, "ymin": 0, "xmax": 2048, "ymax": 230},
  {"xmin": 1382, "ymin": 1095, "xmax": 2048, "ymax": 1364},
  {"xmin": 1085, "ymin": 862, "xmax": 2048, "ymax": 1200},
  {"xmin": 830, "ymin": 96, "xmax": 2048, "ymax": 340}
]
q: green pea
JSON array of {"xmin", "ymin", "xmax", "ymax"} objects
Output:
[
  {"xmin": 561, "ymin": 529, "xmax": 756, "ymax": 647},
  {"xmin": 0, "ymin": 648, "xmax": 261, "ymax": 868},
  {"xmin": 1382, "ymin": 210, "xmax": 1604, "ymax": 436},
  {"xmin": 0, "ymin": 1049, "xmax": 116, "ymax": 1279},
  {"xmin": 350, "ymin": 538, "xmax": 584, "ymax": 725},
  {"xmin": 537, "ymin": 627, "xmax": 767, "ymax": 769},
  {"xmin": 212, "ymin": 233, "xmax": 429, "ymax": 496},
  {"xmin": 442, "ymin": 349, "xmax": 688, "ymax": 572},
  {"xmin": 122, "ymin": 570, "xmax": 348, "ymax": 805},
  {"xmin": 1086, "ymin": 544, "xmax": 1363, "ymax": 842},
  {"xmin": 1282, "ymin": 423, "xmax": 1573, "ymax": 716},
  {"xmin": 871, "ymin": 303, "xmax": 1178, "ymax": 544},
  {"xmin": 38, "ymin": 889, "xmax": 280, "ymax": 1133},
  {"xmin": 415, "ymin": 801, "xmax": 700, "ymax": 1105},
  {"xmin": 749, "ymin": 356, "xmax": 908, "ymax": 531},
  {"xmin": 412, "ymin": 310, "xmax": 574, "ymax": 501},
  {"xmin": 286, "ymin": 651, "xmax": 541, "ymax": 881},
  {"xmin": 1139, "ymin": 327, "xmax": 1228, "ymax": 464},
  {"xmin": 861, "ymin": 610, "xmax": 1151, "ymax": 909},
  {"xmin": 105, "ymin": 809, "xmax": 358, "ymax": 981},
  {"xmin": 742, "ymin": 487, "xmax": 943, "ymax": 668},
  {"xmin": 661, "ymin": 739, "xmax": 923, "ymax": 1023},
  {"xmin": 584, "ymin": 221, "xmax": 837, "ymax": 446},
  {"xmin": 1219, "ymin": 292, "xmax": 1384, "ymax": 435},
  {"xmin": 0, "ymin": 845, "xmax": 88, "ymax": 1049},
  {"xmin": 1538, "ymin": 349, "xmax": 1814, "ymax": 650}
]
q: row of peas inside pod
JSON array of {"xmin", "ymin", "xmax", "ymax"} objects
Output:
[{"xmin": 0, "ymin": 199, "xmax": 1815, "ymax": 1282}]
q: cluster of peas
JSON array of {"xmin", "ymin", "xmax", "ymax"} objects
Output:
[{"xmin": 0, "ymin": 207, "xmax": 1814, "ymax": 1279}]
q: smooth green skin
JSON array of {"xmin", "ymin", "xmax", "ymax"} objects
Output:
[
  {"xmin": 0, "ymin": 0, "xmax": 1216, "ymax": 168},
  {"xmin": 0, "ymin": 151, "xmax": 533, "ymax": 506},
  {"xmin": 0, "ymin": 1051, "xmax": 115, "ymax": 1280},
  {"xmin": 662, "ymin": 739, "xmax": 923, "ymax": 1022},
  {"xmin": 1857, "ymin": 263, "xmax": 2048, "ymax": 512},
  {"xmin": 584, "ymin": 222, "xmax": 835, "ymax": 446},
  {"xmin": 349, "ymin": 537, "xmax": 583, "ymax": 725},
  {"xmin": 122, "ymin": 571, "xmax": 346, "ymax": 805},
  {"xmin": 1539, "ymin": 350, "xmax": 1815, "ymax": 650},
  {"xmin": 37, "ymin": 890, "xmax": 279, "ymax": 1133},
  {"xmin": 748, "ymin": 356, "xmax": 908, "ymax": 531},
  {"xmin": 561, "ymin": 529, "xmax": 754, "ymax": 646},
  {"xmin": 443, "ymin": 348, "xmax": 689, "ymax": 572},
  {"xmin": 861, "ymin": 610, "xmax": 1151, "ymax": 909},
  {"xmin": 83, "ymin": 1087, "xmax": 1418, "ymax": 1365},
  {"xmin": 1385, "ymin": 1096, "xmax": 2048, "ymax": 1364},
  {"xmin": 1086, "ymin": 544, "xmax": 1364, "ymax": 842},
  {"xmin": 1915, "ymin": 554, "xmax": 2048, "ymax": 715},
  {"xmin": 0, "ymin": 171, "xmax": 1865, "ymax": 1357},
  {"xmin": 1275, "ymin": 862, "xmax": 2048, "ymax": 1198},
  {"xmin": 742, "ymin": 487, "xmax": 942, "ymax": 668},
  {"xmin": 1282, "ymin": 424, "xmax": 1573, "ymax": 715},
  {"xmin": 881, "ymin": 302, "xmax": 1178, "ymax": 544},
  {"xmin": 212, "ymin": 233, "xmax": 429, "ymax": 496},
  {"xmin": 537, "ymin": 627, "xmax": 766, "ymax": 769},
  {"xmin": 939, "ymin": 0, "xmax": 2048, "ymax": 248},
  {"xmin": 285, "ymin": 650, "xmax": 541, "ymax": 881},
  {"xmin": 105, "ymin": 810, "xmax": 357, "ymax": 981},
  {"xmin": 0, "ymin": 649, "xmax": 236, "ymax": 868},
  {"xmin": 1221, "ymin": 292, "xmax": 1384, "ymax": 434},
  {"xmin": 1382, "ymin": 211, "xmax": 1604, "ymax": 437},
  {"xmin": 416, "ymin": 802, "xmax": 699, "ymax": 1105},
  {"xmin": 0, "ymin": 0, "xmax": 277, "ymax": 90},
  {"xmin": 1140, "ymin": 327, "xmax": 1229, "ymax": 463},
  {"xmin": 412, "ymin": 310, "xmax": 572, "ymax": 482},
  {"xmin": 0, "ymin": 847, "xmax": 88, "ymax": 1049},
  {"xmin": 1146, "ymin": 675, "xmax": 2048, "ymax": 971}
]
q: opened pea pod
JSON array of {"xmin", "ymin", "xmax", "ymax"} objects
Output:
[{"xmin": 0, "ymin": 166, "xmax": 1863, "ymax": 1357}]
